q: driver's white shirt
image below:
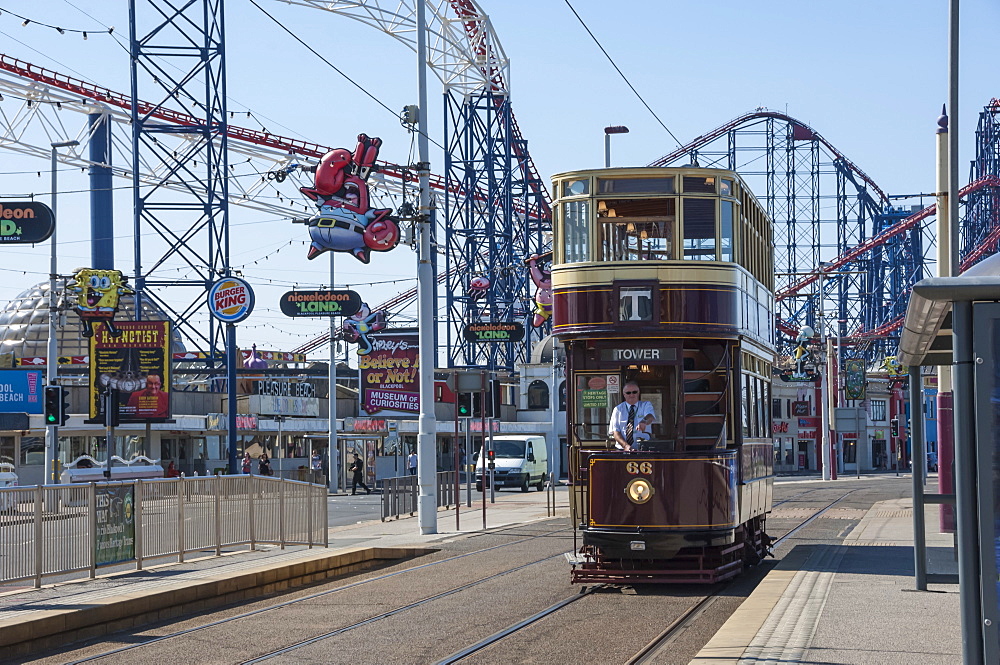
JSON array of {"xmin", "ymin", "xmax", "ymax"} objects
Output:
[{"xmin": 609, "ymin": 400, "xmax": 656, "ymax": 442}]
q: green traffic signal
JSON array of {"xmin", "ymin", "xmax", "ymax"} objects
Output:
[{"xmin": 43, "ymin": 385, "xmax": 61, "ymax": 424}]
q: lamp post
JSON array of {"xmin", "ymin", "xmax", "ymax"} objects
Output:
[
  {"xmin": 44, "ymin": 140, "xmax": 79, "ymax": 485},
  {"xmin": 415, "ymin": 0, "xmax": 438, "ymax": 534},
  {"xmin": 604, "ymin": 126, "xmax": 629, "ymax": 167}
]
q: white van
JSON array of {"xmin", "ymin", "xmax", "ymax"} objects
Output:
[
  {"xmin": 475, "ymin": 435, "xmax": 548, "ymax": 492},
  {"xmin": 0, "ymin": 463, "xmax": 18, "ymax": 512}
]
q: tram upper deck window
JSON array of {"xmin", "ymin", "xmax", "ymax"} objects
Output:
[
  {"xmin": 683, "ymin": 176, "xmax": 716, "ymax": 193},
  {"xmin": 598, "ymin": 198, "xmax": 675, "ymax": 261},
  {"xmin": 682, "ymin": 198, "xmax": 717, "ymax": 260},
  {"xmin": 562, "ymin": 200, "xmax": 591, "ymax": 263},
  {"xmin": 562, "ymin": 178, "xmax": 590, "ymax": 197},
  {"xmin": 720, "ymin": 200, "xmax": 734, "ymax": 262},
  {"xmin": 597, "ymin": 177, "xmax": 674, "ymax": 195},
  {"xmin": 720, "ymin": 179, "xmax": 733, "ymax": 196}
]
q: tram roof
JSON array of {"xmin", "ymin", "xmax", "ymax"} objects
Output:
[{"xmin": 899, "ymin": 252, "xmax": 1000, "ymax": 366}]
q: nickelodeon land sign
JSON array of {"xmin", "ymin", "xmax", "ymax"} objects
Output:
[
  {"xmin": 279, "ymin": 289, "xmax": 362, "ymax": 318},
  {"xmin": 0, "ymin": 202, "xmax": 55, "ymax": 244},
  {"xmin": 207, "ymin": 277, "xmax": 255, "ymax": 323}
]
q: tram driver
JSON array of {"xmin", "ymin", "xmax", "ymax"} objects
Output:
[{"xmin": 610, "ymin": 381, "xmax": 656, "ymax": 452}]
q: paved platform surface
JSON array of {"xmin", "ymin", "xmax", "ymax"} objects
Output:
[
  {"xmin": 690, "ymin": 496, "xmax": 962, "ymax": 665},
  {"xmin": 0, "ymin": 488, "xmax": 563, "ymax": 656}
]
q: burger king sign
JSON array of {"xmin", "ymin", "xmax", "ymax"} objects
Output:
[{"xmin": 208, "ymin": 277, "xmax": 255, "ymax": 323}]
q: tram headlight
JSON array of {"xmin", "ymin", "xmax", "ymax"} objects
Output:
[{"xmin": 625, "ymin": 478, "xmax": 654, "ymax": 504}]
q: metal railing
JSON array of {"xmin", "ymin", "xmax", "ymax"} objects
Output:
[
  {"xmin": 381, "ymin": 471, "xmax": 459, "ymax": 521},
  {"xmin": 0, "ymin": 475, "xmax": 327, "ymax": 588}
]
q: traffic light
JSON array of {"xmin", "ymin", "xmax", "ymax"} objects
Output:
[
  {"xmin": 44, "ymin": 386, "xmax": 61, "ymax": 425},
  {"xmin": 457, "ymin": 392, "xmax": 473, "ymax": 417},
  {"xmin": 486, "ymin": 449, "xmax": 496, "ymax": 469},
  {"xmin": 890, "ymin": 418, "xmax": 899, "ymax": 438},
  {"xmin": 486, "ymin": 379, "xmax": 501, "ymax": 419},
  {"xmin": 60, "ymin": 387, "xmax": 70, "ymax": 426}
]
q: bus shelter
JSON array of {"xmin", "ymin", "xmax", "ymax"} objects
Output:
[{"xmin": 899, "ymin": 253, "xmax": 1000, "ymax": 665}]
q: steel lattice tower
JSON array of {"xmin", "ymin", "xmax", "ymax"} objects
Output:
[
  {"xmin": 650, "ymin": 110, "xmax": 925, "ymax": 363},
  {"xmin": 961, "ymin": 100, "xmax": 1000, "ymax": 269},
  {"xmin": 443, "ymin": 90, "xmax": 549, "ymax": 371},
  {"xmin": 129, "ymin": 0, "xmax": 230, "ymax": 361}
]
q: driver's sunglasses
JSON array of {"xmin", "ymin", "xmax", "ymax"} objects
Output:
[{"xmin": 624, "ymin": 390, "xmax": 639, "ymax": 395}]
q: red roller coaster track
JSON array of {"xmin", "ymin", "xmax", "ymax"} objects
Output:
[
  {"xmin": 648, "ymin": 109, "xmax": 889, "ymax": 205},
  {"xmin": 777, "ymin": 175, "xmax": 1000, "ymax": 303},
  {"xmin": 0, "ymin": 52, "xmax": 552, "ymax": 220}
]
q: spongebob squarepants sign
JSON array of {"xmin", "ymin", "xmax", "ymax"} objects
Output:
[{"xmin": 69, "ymin": 269, "xmax": 133, "ymax": 337}]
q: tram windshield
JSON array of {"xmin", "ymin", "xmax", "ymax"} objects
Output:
[{"xmin": 572, "ymin": 369, "xmax": 679, "ymax": 444}]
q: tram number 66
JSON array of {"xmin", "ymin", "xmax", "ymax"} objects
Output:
[{"xmin": 626, "ymin": 461, "xmax": 653, "ymax": 475}]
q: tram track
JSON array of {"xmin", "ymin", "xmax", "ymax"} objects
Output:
[
  {"xmin": 62, "ymin": 523, "xmax": 572, "ymax": 665},
  {"xmin": 621, "ymin": 490, "xmax": 860, "ymax": 664},
  {"xmin": 430, "ymin": 491, "xmax": 859, "ymax": 665},
  {"xmin": 240, "ymin": 551, "xmax": 567, "ymax": 664},
  {"xmin": 60, "ymin": 489, "xmax": 862, "ymax": 665}
]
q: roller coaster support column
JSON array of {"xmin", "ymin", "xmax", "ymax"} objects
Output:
[
  {"xmin": 415, "ymin": 0, "xmax": 437, "ymax": 535},
  {"xmin": 818, "ymin": 270, "xmax": 832, "ymax": 481},
  {"xmin": 826, "ymin": 337, "xmax": 837, "ymax": 480}
]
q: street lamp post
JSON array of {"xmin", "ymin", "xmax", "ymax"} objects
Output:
[
  {"xmin": 45, "ymin": 140, "xmax": 79, "ymax": 485},
  {"xmin": 604, "ymin": 126, "xmax": 629, "ymax": 167}
]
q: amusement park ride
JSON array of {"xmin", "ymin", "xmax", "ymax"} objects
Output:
[{"xmin": 0, "ymin": 0, "xmax": 997, "ymax": 372}]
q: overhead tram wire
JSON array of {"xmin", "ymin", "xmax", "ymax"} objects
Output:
[
  {"xmin": 248, "ymin": 0, "xmax": 446, "ymax": 153},
  {"xmin": 562, "ymin": 0, "xmax": 683, "ymax": 149}
]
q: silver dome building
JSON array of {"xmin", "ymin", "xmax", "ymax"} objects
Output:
[{"xmin": 0, "ymin": 278, "xmax": 186, "ymax": 363}]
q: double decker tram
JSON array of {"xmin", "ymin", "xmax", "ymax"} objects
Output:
[{"xmin": 552, "ymin": 167, "xmax": 775, "ymax": 584}]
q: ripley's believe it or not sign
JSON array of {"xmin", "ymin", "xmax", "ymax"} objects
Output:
[
  {"xmin": 208, "ymin": 277, "xmax": 254, "ymax": 323},
  {"xmin": 0, "ymin": 201, "xmax": 55, "ymax": 244},
  {"xmin": 360, "ymin": 330, "xmax": 418, "ymax": 416},
  {"xmin": 279, "ymin": 290, "xmax": 361, "ymax": 317}
]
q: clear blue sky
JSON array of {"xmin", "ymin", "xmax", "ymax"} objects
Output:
[{"xmin": 0, "ymin": 0, "xmax": 995, "ymax": 356}]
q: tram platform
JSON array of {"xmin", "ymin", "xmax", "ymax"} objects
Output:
[
  {"xmin": 0, "ymin": 488, "xmax": 563, "ymax": 659},
  {"xmin": 690, "ymin": 495, "xmax": 961, "ymax": 665}
]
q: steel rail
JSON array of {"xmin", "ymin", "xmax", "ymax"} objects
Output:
[
  {"xmin": 624, "ymin": 491, "xmax": 858, "ymax": 664},
  {"xmin": 64, "ymin": 524, "xmax": 571, "ymax": 664},
  {"xmin": 627, "ymin": 594, "xmax": 720, "ymax": 665},
  {"xmin": 240, "ymin": 551, "xmax": 568, "ymax": 664},
  {"xmin": 428, "ymin": 491, "xmax": 860, "ymax": 665},
  {"xmin": 434, "ymin": 586, "xmax": 600, "ymax": 665}
]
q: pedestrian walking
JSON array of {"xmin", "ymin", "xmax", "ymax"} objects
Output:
[
  {"xmin": 408, "ymin": 450, "xmax": 417, "ymax": 476},
  {"xmin": 311, "ymin": 450, "xmax": 324, "ymax": 483},
  {"xmin": 258, "ymin": 451, "xmax": 272, "ymax": 477},
  {"xmin": 241, "ymin": 452, "xmax": 252, "ymax": 474},
  {"xmin": 350, "ymin": 453, "xmax": 371, "ymax": 495}
]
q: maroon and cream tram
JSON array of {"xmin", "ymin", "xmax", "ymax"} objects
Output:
[{"xmin": 552, "ymin": 167, "xmax": 775, "ymax": 584}]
